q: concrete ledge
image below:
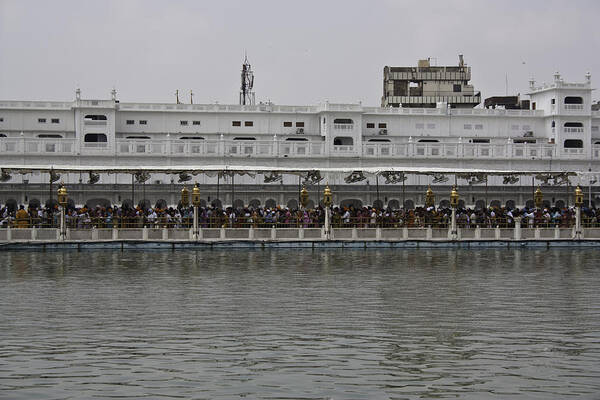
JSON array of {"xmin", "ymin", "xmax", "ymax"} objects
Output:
[{"xmin": 1, "ymin": 238, "xmax": 599, "ymax": 251}]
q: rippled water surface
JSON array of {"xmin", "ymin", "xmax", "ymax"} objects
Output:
[{"xmin": 1, "ymin": 249, "xmax": 600, "ymax": 399}]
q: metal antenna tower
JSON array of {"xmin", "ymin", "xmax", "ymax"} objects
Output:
[{"xmin": 239, "ymin": 54, "xmax": 255, "ymax": 105}]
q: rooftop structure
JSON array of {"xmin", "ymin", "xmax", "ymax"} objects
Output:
[{"xmin": 382, "ymin": 55, "xmax": 481, "ymax": 108}]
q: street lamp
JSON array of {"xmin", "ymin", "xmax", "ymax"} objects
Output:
[
  {"xmin": 191, "ymin": 183, "xmax": 201, "ymax": 240},
  {"xmin": 57, "ymin": 184, "xmax": 68, "ymax": 239},
  {"xmin": 534, "ymin": 186, "xmax": 543, "ymax": 210},
  {"xmin": 181, "ymin": 185, "xmax": 190, "ymax": 229},
  {"xmin": 575, "ymin": 185, "xmax": 583, "ymax": 238},
  {"xmin": 425, "ymin": 186, "xmax": 435, "ymax": 208},
  {"xmin": 450, "ymin": 185, "xmax": 459, "ymax": 239},
  {"xmin": 300, "ymin": 186, "xmax": 309, "ymax": 209},
  {"xmin": 323, "ymin": 184, "xmax": 332, "ymax": 239}
]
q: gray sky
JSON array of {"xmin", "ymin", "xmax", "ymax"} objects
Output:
[{"xmin": 1, "ymin": 0, "xmax": 599, "ymax": 106}]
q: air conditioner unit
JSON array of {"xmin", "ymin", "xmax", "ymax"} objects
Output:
[
  {"xmin": 296, "ymin": 128, "xmax": 305, "ymax": 134},
  {"xmin": 379, "ymin": 129, "xmax": 388, "ymax": 135}
]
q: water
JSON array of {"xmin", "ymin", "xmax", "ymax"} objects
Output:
[{"xmin": 1, "ymin": 249, "xmax": 599, "ymax": 399}]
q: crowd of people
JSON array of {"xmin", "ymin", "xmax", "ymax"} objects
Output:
[{"xmin": 1, "ymin": 201, "xmax": 599, "ymax": 229}]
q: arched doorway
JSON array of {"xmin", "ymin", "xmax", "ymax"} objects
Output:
[
  {"xmin": 505, "ymin": 200, "xmax": 516, "ymax": 209},
  {"xmin": 403, "ymin": 199, "xmax": 414, "ymax": 209},
  {"xmin": 340, "ymin": 199, "xmax": 363, "ymax": 209},
  {"xmin": 387, "ymin": 199, "xmax": 400, "ymax": 210},
  {"xmin": 286, "ymin": 199, "xmax": 298, "ymax": 209},
  {"xmin": 87, "ymin": 198, "xmax": 112, "ymax": 209},
  {"xmin": 249, "ymin": 199, "xmax": 261, "ymax": 209},
  {"xmin": 265, "ymin": 199, "xmax": 277, "ymax": 209},
  {"xmin": 233, "ymin": 199, "xmax": 244, "ymax": 210}
]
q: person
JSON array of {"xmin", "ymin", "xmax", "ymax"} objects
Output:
[{"xmin": 16, "ymin": 205, "xmax": 29, "ymax": 228}]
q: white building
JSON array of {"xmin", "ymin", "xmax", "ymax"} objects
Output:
[{"xmin": 0, "ymin": 73, "xmax": 598, "ymax": 209}]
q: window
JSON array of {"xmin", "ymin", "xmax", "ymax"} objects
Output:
[
  {"xmin": 513, "ymin": 139, "xmax": 536, "ymax": 144},
  {"xmin": 180, "ymin": 120, "xmax": 188, "ymax": 126},
  {"xmin": 471, "ymin": 139, "xmax": 490, "ymax": 143},
  {"xmin": 84, "ymin": 133, "xmax": 107, "ymax": 142},
  {"xmin": 0, "ymin": 134, "xmax": 6, "ymax": 137},
  {"xmin": 126, "ymin": 136, "xmax": 150, "ymax": 139},
  {"xmin": 453, "ymin": 84, "xmax": 461, "ymax": 92},
  {"xmin": 416, "ymin": 123, "xmax": 424, "ymax": 129},
  {"xmin": 244, "ymin": 121, "xmax": 254, "ymax": 127},
  {"xmin": 368, "ymin": 138, "xmax": 390, "ymax": 142},
  {"xmin": 180, "ymin": 136, "xmax": 205, "ymax": 140},
  {"xmin": 378, "ymin": 123, "xmax": 387, "ymax": 129},
  {"xmin": 551, "ymin": 98, "xmax": 555, "ymax": 104},
  {"xmin": 233, "ymin": 137, "xmax": 256, "ymax": 140},
  {"xmin": 285, "ymin": 137, "xmax": 308, "ymax": 141},
  {"xmin": 38, "ymin": 134, "xmax": 62, "ymax": 138},
  {"xmin": 564, "ymin": 122, "xmax": 584, "ymax": 127},
  {"xmin": 564, "ymin": 96, "xmax": 583, "ymax": 104},
  {"xmin": 38, "ymin": 118, "xmax": 46, "ymax": 123},
  {"xmin": 283, "ymin": 121, "xmax": 292, "ymax": 127},
  {"xmin": 333, "ymin": 136, "xmax": 353, "ymax": 145},
  {"xmin": 418, "ymin": 139, "xmax": 439, "ymax": 142},
  {"xmin": 474, "ymin": 124, "xmax": 483, "ymax": 130},
  {"xmin": 463, "ymin": 124, "xmax": 472, "ymax": 130},
  {"xmin": 139, "ymin": 120, "xmax": 147, "ymax": 125},
  {"xmin": 592, "ymin": 126, "xmax": 599, "ymax": 132},
  {"xmin": 232, "ymin": 121, "xmax": 241, "ymax": 126},
  {"xmin": 366, "ymin": 123, "xmax": 375, "ymax": 129},
  {"xmin": 295, "ymin": 121, "xmax": 304, "ymax": 127},
  {"xmin": 333, "ymin": 118, "xmax": 353, "ymax": 124},
  {"xmin": 0, "ymin": 118, "xmax": 4, "ymax": 122},
  {"xmin": 427, "ymin": 123, "xmax": 436, "ymax": 129},
  {"xmin": 564, "ymin": 139, "xmax": 583, "ymax": 148},
  {"xmin": 85, "ymin": 114, "xmax": 107, "ymax": 121},
  {"xmin": 126, "ymin": 120, "xmax": 134, "ymax": 125},
  {"xmin": 51, "ymin": 118, "xmax": 59, "ymax": 124},
  {"xmin": 192, "ymin": 120, "xmax": 201, "ymax": 125}
]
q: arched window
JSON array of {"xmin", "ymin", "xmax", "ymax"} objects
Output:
[
  {"xmin": 551, "ymin": 121, "xmax": 555, "ymax": 128},
  {"xmin": 84, "ymin": 114, "xmax": 107, "ymax": 121},
  {"xmin": 333, "ymin": 136, "xmax": 353, "ymax": 145},
  {"xmin": 564, "ymin": 122, "xmax": 584, "ymax": 127},
  {"xmin": 368, "ymin": 138, "xmax": 391, "ymax": 142},
  {"xmin": 285, "ymin": 137, "xmax": 308, "ymax": 141},
  {"xmin": 564, "ymin": 139, "xmax": 583, "ymax": 148},
  {"xmin": 38, "ymin": 134, "xmax": 62, "ymax": 138},
  {"xmin": 418, "ymin": 139, "xmax": 439, "ymax": 143},
  {"xmin": 126, "ymin": 136, "xmax": 150, "ymax": 139},
  {"xmin": 0, "ymin": 134, "xmax": 6, "ymax": 138},
  {"xmin": 179, "ymin": 137, "xmax": 205, "ymax": 140},
  {"xmin": 233, "ymin": 137, "xmax": 256, "ymax": 140},
  {"xmin": 84, "ymin": 133, "xmax": 107, "ymax": 143},
  {"xmin": 564, "ymin": 96, "xmax": 583, "ymax": 104}
]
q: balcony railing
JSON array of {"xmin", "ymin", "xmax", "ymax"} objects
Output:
[
  {"xmin": 564, "ymin": 127, "xmax": 584, "ymax": 133},
  {"xmin": 1, "ymin": 137, "xmax": 598, "ymax": 160}
]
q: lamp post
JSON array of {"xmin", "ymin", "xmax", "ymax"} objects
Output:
[
  {"xmin": 300, "ymin": 186, "xmax": 309, "ymax": 209},
  {"xmin": 534, "ymin": 186, "xmax": 543, "ymax": 210},
  {"xmin": 575, "ymin": 185, "xmax": 583, "ymax": 239},
  {"xmin": 192, "ymin": 183, "xmax": 201, "ymax": 240},
  {"xmin": 425, "ymin": 185, "xmax": 435, "ymax": 209},
  {"xmin": 181, "ymin": 185, "xmax": 189, "ymax": 229},
  {"xmin": 323, "ymin": 184, "xmax": 333, "ymax": 239},
  {"xmin": 57, "ymin": 184, "xmax": 68, "ymax": 240},
  {"xmin": 450, "ymin": 185, "xmax": 459, "ymax": 240}
]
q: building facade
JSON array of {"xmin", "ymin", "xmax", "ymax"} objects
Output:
[{"xmin": 0, "ymin": 73, "xmax": 598, "ymax": 209}]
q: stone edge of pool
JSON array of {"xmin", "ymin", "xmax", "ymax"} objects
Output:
[{"xmin": 1, "ymin": 239, "xmax": 599, "ymax": 250}]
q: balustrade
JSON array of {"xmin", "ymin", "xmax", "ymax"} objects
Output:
[{"xmin": 1, "ymin": 137, "xmax": 596, "ymax": 159}]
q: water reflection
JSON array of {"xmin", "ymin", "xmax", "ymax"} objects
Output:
[{"xmin": 1, "ymin": 249, "xmax": 600, "ymax": 399}]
